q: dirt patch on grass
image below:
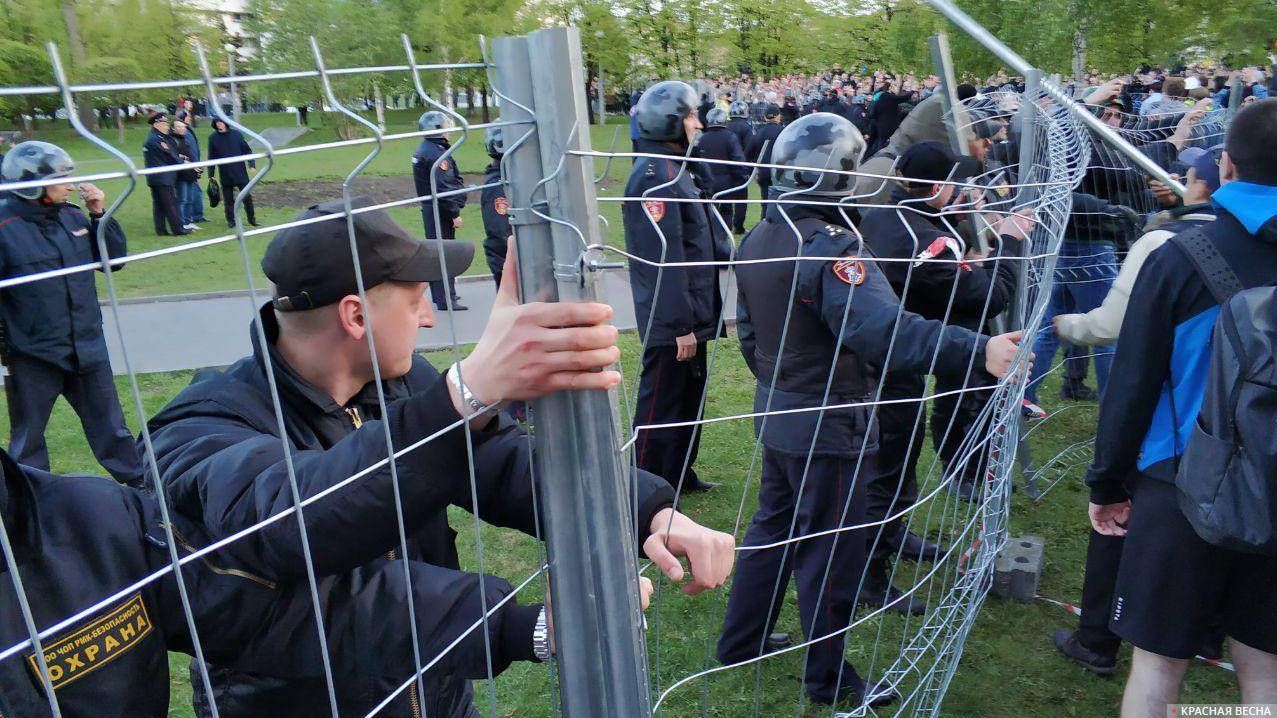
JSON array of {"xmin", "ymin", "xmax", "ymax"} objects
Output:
[{"xmin": 252, "ymin": 174, "xmax": 486, "ymax": 210}]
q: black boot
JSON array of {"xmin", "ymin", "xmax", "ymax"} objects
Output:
[
  {"xmin": 1051, "ymin": 628, "xmax": 1117, "ymax": 676},
  {"xmin": 859, "ymin": 559, "xmax": 925, "ymax": 616},
  {"xmin": 898, "ymin": 530, "xmax": 944, "ymax": 563}
]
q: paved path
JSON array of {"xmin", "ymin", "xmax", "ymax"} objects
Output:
[{"xmin": 96, "ymin": 271, "xmax": 739, "ymax": 375}]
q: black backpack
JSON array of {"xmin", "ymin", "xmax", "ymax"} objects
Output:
[{"xmin": 1172, "ymin": 227, "xmax": 1277, "ymax": 554}]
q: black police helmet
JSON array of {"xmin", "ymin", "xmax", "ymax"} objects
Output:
[
  {"xmin": 1, "ymin": 141, "xmax": 75, "ymax": 201},
  {"xmin": 636, "ymin": 80, "xmax": 697, "ymax": 142},
  {"xmin": 484, "ymin": 126, "xmax": 505, "ymax": 158},
  {"xmin": 418, "ymin": 111, "xmax": 451, "ymax": 132},
  {"xmin": 771, "ymin": 112, "xmax": 866, "ymax": 197},
  {"xmin": 706, "ymin": 108, "xmax": 728, "ymax": 128},
  {"xmin": 763, "ymin": 103, "xmax": 781, "ymax": 119},
  {"xmin": 728, "ymin": 100, "xmax": 749, "ymax": 118}
]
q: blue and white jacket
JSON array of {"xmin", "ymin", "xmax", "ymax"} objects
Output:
[{"xmin": 1086, "ymin": 181, "xmax": 1277, "ymax": 504}]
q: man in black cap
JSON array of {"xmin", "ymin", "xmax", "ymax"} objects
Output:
[
  {"xmin": 141, "ymin": 111, "xmax": 188, "ymax": 236},
  {"xmin": 858, "ymin": 140, "xmax": 1032, "ymax": 608},
  {"xmin": 146, "ymin": 197, "xmax": 736, "ymax": 717}
]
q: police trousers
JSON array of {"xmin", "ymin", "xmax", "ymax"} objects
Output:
[
  {"xmin": 865, "ymin": 375, "xmax": 924, "ymax": 560},
  {"xmin": 632, "ymin": 343, "xmax": 707, "ymax": 489},
  {"xmin": 422, "ymin": 211, "xmax": 461, "ymax": 308},
  {"xmin": 3, "ymin": 352, "xmax": 143, "ymax": 487},
  {"xmin": 717, "ymin": 447, "xmax": 872, "ymax": 701}
]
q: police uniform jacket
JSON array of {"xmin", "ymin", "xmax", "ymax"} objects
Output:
[
  {"xmin": 696, "ymin": 127, "xmax": 749, "ymax": 195},
  {"xmin": 146, "ymin": 305, "xmax": 675, "ymax": 717},
  {"xmin": 745, "ymin": 123, "xmax": 783, "ymax": 186},
  {"xmin": 859, "ymin": 186, "xmax": 1020, "ymax": 332},
  {"xmin": 727, "ymin": 118, "xmax": 753, "ymax": 156},
  {"xmin": 142, "ymin": 129, "xmax": 181, "ymax": 187},
  {"xmin": 623, "ymin": 139, "xmax": 731, "ymax": 347},
  {"xmin": 0, "ymin": 197, "xmax": 126, "ymax": 372},
  {"xmin": 411, "ymin": 138, "xmax": 467, "ymax": 238},
  {"xmin": 480, "ymin": 163, "xmax": 511, "ymax": 276},
  {"xmin": 735, "ymin": 202, "xmax": 987, "ymax": 459}
]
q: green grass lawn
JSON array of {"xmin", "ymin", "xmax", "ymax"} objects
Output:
[
  {"xmin": 8, "ymin": 111, "xmax": 635, "ymax": 299},
  {"xmin": 0, "ymin": 331, "xmax": 1238, "ymax": 717}
]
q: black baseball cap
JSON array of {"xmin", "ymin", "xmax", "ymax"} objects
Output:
[
  {"xmin": 263, "ymin": 196, "xmax": 475, "ymax": 312},
  {"xmin": 898, "ymin": 140, "xmax": 959, "ymax": 185}
]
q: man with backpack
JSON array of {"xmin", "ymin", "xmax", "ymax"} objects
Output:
[{"xmin": 1084, "ymin": 99, "xmax": 1277, "ymax": 716}]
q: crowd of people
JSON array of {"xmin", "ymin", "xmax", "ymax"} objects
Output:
[{"xmin": 0, "ymin": 50, "xmax": 1274, "ymax": 717}]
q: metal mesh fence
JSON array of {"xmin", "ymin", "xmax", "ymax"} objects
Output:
[{"xmin": 0, "ymin": 20, "xmax": 1218, "ymax": 718}]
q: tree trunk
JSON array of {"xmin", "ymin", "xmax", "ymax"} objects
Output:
[
  {"xmin": 1072, "ymin": 29, "xmax": 1087, "ymax": 92},
  {"xmin": 59, "ymin": 0, "xmax": 99, "ymax": 133},
  {"xmin": 585, "ymin": 64, "xmax": 597, "ymax": 125},
  {"xmin": 373, "ymin": 82, "xmax": 386, "ymax": 132},
  {"xmin": 115, "ymin": 108, "xmax": 125, "ymax": 145},
  {"xmin": 481, "ymin": 84, "xmax": 490, "ymax": 123},
  {"xmin": 442, "ymin": 46, "xmax": 454, "ymax": 110}
]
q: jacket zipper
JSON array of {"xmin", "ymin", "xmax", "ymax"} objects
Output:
[{"xmin": 166, "ymin": 524, "xmax": 278, "ymax": 590}]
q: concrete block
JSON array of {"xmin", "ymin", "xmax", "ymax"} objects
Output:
[{"xmin": 993, "ymin": 535, "xmax": 1044, "ymax": 602}]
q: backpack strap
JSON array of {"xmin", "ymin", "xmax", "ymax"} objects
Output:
[{"xmin": 1171, "ymin": 226, "xmax": 1243, "ymax": 306}]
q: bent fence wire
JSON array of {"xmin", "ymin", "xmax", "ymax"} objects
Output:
[{"xmin": 1, "ymin": 23, "xmax": 1215, "ymax": 718}]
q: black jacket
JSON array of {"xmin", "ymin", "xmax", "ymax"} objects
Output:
[
  {"xmin": 0, "ymin": 197, "xmax": 126, "ymax": 372},
  {"xmin": 1065, "ymin": 191, "xmax": 1142, "ymax": 248},
  {"xmin": 696, "ymin": 126, "xmax": 748, "ymax": 195},
  {"xmin": 207, "ymin": 128, "xmax": 255, "ymax": 186},
  {"xmin": 480, "ymin": 163, "xmax": 511, "ymax": 277},
  {"xmin": 734, "ymin": 201, "xmax": 986, "ymax": 458},
  {"xmin": 622, "ymin": 139, "xmax": 731, "ymax": 347},
  {"xmin": 412, "ymin": 138, "xmax": 467, "ymax": 238},
  {"xmin": 859, "ymin": 186, "xmax": 1020, "ymax": 332},
  {"xmin": 727, "ymin": 118, "xmax": 753, "ymax": 156},
  {"xmin": 746, "ymin": 122, "xmax": 783, "ymax": 186},
  {"xmin": 146, "ymin": 306, "xmax": 675, "ymax": 717},
  {"xmin": 142, "ymin": 129, "xmax": 181, "ymax": 187}
]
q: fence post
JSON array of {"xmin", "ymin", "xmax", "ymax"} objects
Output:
[
  {"xmin": 492, "ymin": 27, "xmax": 654, "ymax": 718},
  {"xmin": 930, "ymin": 33, "xmax": 969, "ymax": 158},
  {"xmin": 1014, "ymin": 69, "xmax": 1043, "ymax": 497}
]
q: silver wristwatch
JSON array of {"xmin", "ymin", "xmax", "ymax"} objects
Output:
[
  {"xmin": 532, "ymin": 606, "xmax": 551, "ymax": 661},
  {"xmin": 446, "ymin": 363, "xmax": 496, "ymax": 416}
]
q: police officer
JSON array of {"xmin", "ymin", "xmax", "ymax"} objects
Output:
[
  {"xmin": 725, "ymin": 100, "xmax": 754, "ymax": 233},
  {"xmin": 857, "ymin": 140, "xmax": 1032, "ymax": 610},
  {"xmin": 142, "ymin": 111, "xmax": 189, "ymax": 236},
  {"xmin": 745, "ymin": 103, "xmax": 783, "ymax": 223},
  {"xmin": 697, "ymin": 108, "xmax": 749, "ymax": 235},
  {"xmin": 480, "ymin": 127, "xmax": 512, "ymax": 287},
  {"xmin": 623, "ymin": 80, "xmax": 729, "ymax": 493},
  {"xmin": 412, "ymin": 110, "xmax": 469, "ymax": 311},
  {"xmin": 0, "ymin": 141, "xmax": 144, "ymax": 487},
  {"xmin": 716, "ymin": 113, "xmax": 1024, "ymax": 707}
]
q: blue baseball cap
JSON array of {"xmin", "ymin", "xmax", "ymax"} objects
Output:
[{"xmin": 1178, "ymin": 144, "xmax": 1224, "ymax": 191}]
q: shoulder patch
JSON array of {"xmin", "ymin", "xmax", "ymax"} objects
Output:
[
  {"xmin": 438, "ymin": 159, "xmax": 450, "ymax": 172},
  {"xmin": 27, "ymin": 593, "xmax": 154, "ymax": 691},
  {"xmin": 914, "ymin": 236, "xmax": 963, "ymax": 267},
  {"xmin": 71, "ymin": 227, "xmax": 89, "ymax": 237},
  {"xmin": 643, "ymin": 200, "xmax": 666, "ymax": 222},
  {"xmin": 832, "ymin": 256, "xmax": 867, "ymax": 286},
  {"xmin": 493, "ymin": 196, "xmax": 509, "ymax": 216}
]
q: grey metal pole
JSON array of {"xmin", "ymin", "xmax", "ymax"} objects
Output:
[
  {"xmin": 227, "ymin": 45, "xmax": 242, "ymax": 122},
  {"xmin": 492, "ymin": 28, "xmax": 653, "ymax": 718},
  {"xmin": 930, "ymin": 33, "xmax": 969, "ymax": 157},
  {"xmin": 923, "ymin": 0, "xmax": 1187, "ymax": 197},
  {"xmin": 1014, "ymin": 68, "xmax": 1043, "ymax": 497}
]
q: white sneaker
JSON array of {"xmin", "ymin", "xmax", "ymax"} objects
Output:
[{"xmin": 184, "ymin": 223, "xmax": 200, "ymax": 231}]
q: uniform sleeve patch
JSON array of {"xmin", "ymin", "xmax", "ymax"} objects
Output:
[
  {"xmin": 832, "ymin": 257, "xmax": 867, "ymax": 286},
  {"xmin": 71, "ymin": 228, "xmax": 89, "ymax": 237},
  {"xmin": 26, "ymin": 593, "xmax": 154, "ymax": 691},
  {"xmin": 643, "ymin": 200, "xmax": 666, "ymax": 222},
  {"xmin": 438, "ymin": 160, "xmax": 450, "ymax": 172},
  {"xmin": 914, "ymin": 236, "xmax": 963, "ymax": 267},
  {"xmin": 494, "ymin": 196, "xmax": 509, "ymax": 216}
]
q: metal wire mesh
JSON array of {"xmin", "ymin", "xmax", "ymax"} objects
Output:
[{"xmin": 0, "ymin": 25, "xmax": 1170, "ymax": 718}]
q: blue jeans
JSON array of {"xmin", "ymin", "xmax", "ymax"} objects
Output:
[
  {"xmin": 1026, "ymin": 241, "xmax": 1118, "ymax": 403},
  {"xmin": 176, "ymin": 181, "xmax": 198, "ymax": 225},
  {"xmin": 189, "ymin": 176, "xmax": 206, "ymax": 222}
]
